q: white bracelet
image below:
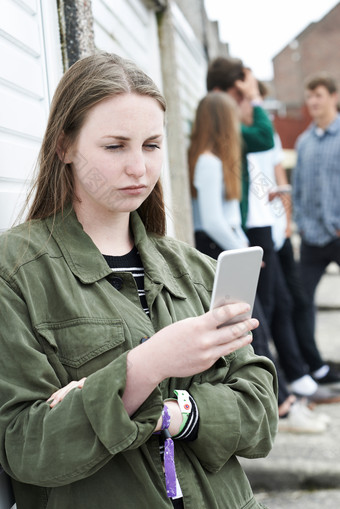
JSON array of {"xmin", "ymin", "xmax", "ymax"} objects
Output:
[{"xmin": 174, "ymin": 388, "xmax": 191, "ymax": 415}]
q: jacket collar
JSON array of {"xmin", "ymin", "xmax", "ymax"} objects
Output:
[
  {"xmin": 45, "ymin": 206, "xmax": 186, "ymax": 299},
  {"xmin": 130, "ymin": 212, "xmax": 186, "ymax": 300},
  {"xmin": 311, "ymin": 113, "xmax": 340, "ymax": 136},
  {"xmin": 45, "ymin": 206, "xmax": 112, "ymax": 284}
]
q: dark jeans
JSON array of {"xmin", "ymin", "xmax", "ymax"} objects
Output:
[
  {"xmin": 172, "ymin": 498, "xmax": 184, "ymax": 508},
  {"xmin": 246, "ymin": 227, "xmax": 275, "ymax": 322},
  {"xmin": 195, "ymin": 230, "xmax": 224, "ymax": 259},
  {"xmin": 277, "ymin": 238, "xmax": 324, "ymax": 372},
  {"xmin": 247, "ymin": 227, "xmax": 308, "ymax": 383},
  {"xmin": 270, "ymin": 252, "xmax": 309, "ymax": 381},
  {"xmin": 299, "ymin": 237, "xmax": 340, "ymax": 342},
  {"xmin": 252, "ymin": 297, "xmax": 290, "ymax": 406}
]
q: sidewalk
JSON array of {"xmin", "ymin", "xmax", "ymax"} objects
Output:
[{"xmin": 240, "ymin": 266, "xmax": 340, "ymax": 507}]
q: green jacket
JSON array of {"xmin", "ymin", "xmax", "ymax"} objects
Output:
[{"xmin": 0, "ymin": 209, "xmax": 278, "ymax": 509}]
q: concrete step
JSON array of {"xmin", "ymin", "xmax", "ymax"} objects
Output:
[{"xmin": 240, "ymin": 400, "xmax": 340, "ymax": 492}]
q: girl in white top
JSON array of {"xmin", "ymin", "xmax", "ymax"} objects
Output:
[{"xmin": 189, "ymin": 92, "xmax": 249, "ymax": 253}]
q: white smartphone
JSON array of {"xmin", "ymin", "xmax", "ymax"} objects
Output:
[{"xmin": 210, "ymin": 246, "xmax": 263, "ymax": 324}]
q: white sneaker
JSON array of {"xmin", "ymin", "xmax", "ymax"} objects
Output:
[
  {"xmin": 290, "ymin": 374, "xmax": 318, "ymax": 396},
  {"xmin": 278, "ymin": 400, "xmax": 327, "ymax": 433},
  {"xmin": 299, "ymin": 399, "xmax": 331, "ymax": 426}
]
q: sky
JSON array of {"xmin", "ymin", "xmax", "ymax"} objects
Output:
[{"xmin": 204, "ymin": 0, "xmax": 340, "ymax": 80}]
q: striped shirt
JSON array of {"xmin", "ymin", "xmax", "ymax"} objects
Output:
[
  {"xmin": 103, "ymin": 247, "xmax": 149, "ymax": 315},
  {"xmin": 293, "ymin": 114, "xmax": 340, "ymax": 246}
]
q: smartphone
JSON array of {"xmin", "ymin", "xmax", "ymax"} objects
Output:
[{"xmin": 210, "ymin": 246, "xmax": 263, "ymax": 325}]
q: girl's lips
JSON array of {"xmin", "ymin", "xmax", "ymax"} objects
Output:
[{"xmin": 119, "ymin": 185, "xmax": 147, "ymax": 195}]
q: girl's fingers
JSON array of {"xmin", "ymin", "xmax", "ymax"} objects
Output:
[
  {"xmin": 210, "ymin": 302, "xmax": 251, "ymax": 328},
  {"xmin": 212, "ymin": 301, "xmax": 250, "ymax": 322},
  {"xmin": 48, "ymin": 378, "xmax": 87, "ymax": 408},
  {"xmin": 225, "ymin": 335, "xmax": 252, "ymax": 356},
  {"xmin": 77, "ymin": 377, "xmax": 86, "ymax": 388},
  {"xmin": 217, "ymin": 327, "xmax": 255, "ymax": 357},
  {"xmin": 216, "ymin": 317, "xmax": 258, "ymax": 346},
  {"xmin": 49, "ymin": 386, "xmax": 75, "ymax": 408}
]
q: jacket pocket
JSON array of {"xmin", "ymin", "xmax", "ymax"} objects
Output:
[{"xmin": 36, "ymin": 318, "xmax": 125, "ymax": 379}]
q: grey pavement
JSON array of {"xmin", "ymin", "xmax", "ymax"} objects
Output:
[
  {"xmin": 255, "ymin": 489, "xmax": 340, "ymax": 509},
  {"xmin": 240, "ymin": 265, "xmax": 340, "ymax": 507}
]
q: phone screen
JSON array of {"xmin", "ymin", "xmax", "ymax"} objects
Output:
[{"xmin": 210, "ymin": 246, "xmax": 263, "ymax": 324}]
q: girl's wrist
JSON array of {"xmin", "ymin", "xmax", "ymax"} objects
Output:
[
  {"xmin": 165, "ymin": 400, "xmax": 182, "ymax": 436},
  {"xmin": 128, "ymin": 339, "xmax": 165, "ymax": 387},
  {"xmin": 154, "ymin": 400, "xmax": 182, "ymax": 435}
]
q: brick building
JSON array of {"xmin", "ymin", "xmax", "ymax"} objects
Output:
[{"xmin": 272, "ymin": 1, "xmax": 340, "ymax": 150}]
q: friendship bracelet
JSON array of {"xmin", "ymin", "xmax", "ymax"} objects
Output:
[
  {"xmin": 161, "ymin": 404, "xmax": 177, "ymax": 498},
  {"xmin": 173, "ymin": 395, "xmax": 199, "ymax": 442},
  {"xmin": 174, "ymin": 390, "xmax": 191, "ymax": 434},
  {"xmin": 161, "ymin": 404, "xmax": 171, "ymax": 430}
]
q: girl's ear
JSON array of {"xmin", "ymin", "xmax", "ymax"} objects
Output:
[{"xmin": 56, "ymin": 131, "xmax": 72, "ymax": 163}]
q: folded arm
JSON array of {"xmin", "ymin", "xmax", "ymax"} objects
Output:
[{"xmin": 0, "ymin": 277, "xmax": 259, "ymax": 486}]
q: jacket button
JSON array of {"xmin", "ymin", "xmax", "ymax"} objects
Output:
[{"xmin": 111, "ymin": 276, "xmax": 123, "ymax": 290}]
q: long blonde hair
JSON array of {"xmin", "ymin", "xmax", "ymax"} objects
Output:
[
  {"xmin": 188, "ymin": 92, "xmax": 241, "ymax": 200},
  {"xmin": 25, "ymin": 52, "xmax": 167, "ymax": 235}
]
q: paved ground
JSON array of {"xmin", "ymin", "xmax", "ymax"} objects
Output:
[
  {"xmin": 240, "ymin": 266, "xmax": 340, "ymax": 507},
  {"xmin": 255, "ymin": 489, "xmax": 340, "ymax": 508}
]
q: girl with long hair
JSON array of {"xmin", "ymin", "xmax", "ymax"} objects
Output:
[
  {"xmin": 189, "ymin": 91, "xmax": 249, "ymax": 257},
  {"xmin": 0, "ymin": 53, "xmax": 277, "ymax": 509}
]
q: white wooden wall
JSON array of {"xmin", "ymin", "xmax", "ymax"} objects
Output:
[
  {"xmin": 171, "ymin": 2, "xmax": 207, "ymax": 144},
  {"xmin": 0, "ymin": 0, "xmax": 62, "ymax": 231},
  {"xmin": 92, "ymin": 0, "xmax": 163, "ymax": 85}
]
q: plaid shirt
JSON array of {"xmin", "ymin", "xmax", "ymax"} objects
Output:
[{"xmin": 293, "ymin": 114, "xmax": 340, "ymax": 246}]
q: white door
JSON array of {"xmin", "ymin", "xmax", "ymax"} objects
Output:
[
  {"xmin": 0, "ymin": 0, "xmax": 62, "ymax": 231},
  {"xmin": 92, "ymin": 0, "xmax": 163, "ymax": 84},
  {"xmin": 171, "ymin": 2, "xmax": 207, "ymax": 144}
]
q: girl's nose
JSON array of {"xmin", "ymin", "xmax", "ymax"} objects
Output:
[{"xmin": 125, "ymin": 150, "xmax": 146, "ymax": 177}]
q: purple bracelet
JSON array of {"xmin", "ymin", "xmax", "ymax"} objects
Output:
[
  {"xmin": 161, "ymin": 404, "xmax": 171, "ymax": 430},
  {"xmin": 161, "ymin": 404, "xmax": 177, "ymax": 498}
]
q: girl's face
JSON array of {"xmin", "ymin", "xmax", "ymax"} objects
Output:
[{"xmin": 66, "ymin": 93, "xmax": 164, "ymax": 219}]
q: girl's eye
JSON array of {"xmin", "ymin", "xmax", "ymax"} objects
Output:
[
  {"xmin": 104, "ymin": 143, "xmax": 161, "ymax": 151},
  {"xmin": 144, "ymin": 144, "xmax": 161, "ymax": 151},
  {"xmin": 105, "ymin": 145, "xmax": 122, "ymax": 150}
]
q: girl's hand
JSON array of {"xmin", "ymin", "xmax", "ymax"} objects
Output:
[
  {"xmin": 46, "ymin": 304, "xmax": 258, "ymax": 417},
  {"xmin": 139, "ymin": 302, "xmax": 259, "ymax": 384},
  {"xmin": 47, "ymin": 378, "xmax": 87, "ymax": 408}
]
